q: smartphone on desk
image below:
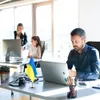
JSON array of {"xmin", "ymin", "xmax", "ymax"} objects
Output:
[{"xmin": 78, "ymin": 82, "xmax": 87, "ymax": 87}]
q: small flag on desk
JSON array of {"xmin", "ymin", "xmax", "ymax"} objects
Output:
[{"xmin": 25, "ymin": 58, "xmax": 37, "ymax": 82}]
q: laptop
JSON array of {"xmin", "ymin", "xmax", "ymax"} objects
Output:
[{"xmin": 40, "ymin": 61, "xmax": 68, "ymax": 85}]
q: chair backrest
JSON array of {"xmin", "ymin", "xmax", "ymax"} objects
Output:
[
  {"xmin": 86, "ymin": 41, "xmax": 100, "ymax": 58},
  {"xmin": 40, "ymin": 41, "xmax": 45, "ymax": 58}
]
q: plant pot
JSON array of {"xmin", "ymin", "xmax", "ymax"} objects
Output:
[{"xmin": 0, "ymin": 72, "xmax": 9, "ymax": 83}]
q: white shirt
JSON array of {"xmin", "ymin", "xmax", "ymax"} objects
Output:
[
  {"xmin": 16, "ymin": 35, "xmax": 20, "ymax": 39},
  {"xmin": 29, "ymin": 45, "xmax": 38, "ymax": 58}
]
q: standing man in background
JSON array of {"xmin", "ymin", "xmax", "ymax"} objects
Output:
[
  {"xmin": 14, "ymin": 23, "xmax": 28, "ymax": 48},
  {"xmin": 67, "ymin": 28, "xmax": 100, "ymax": 81}
]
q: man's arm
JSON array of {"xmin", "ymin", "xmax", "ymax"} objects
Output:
[
  {"xmin": 77, "ymin": 49, "xmax": 100, "ymax": 80},
  {"xmin": 90, "ymin": 48, "xmax": 100, "ymax": 74},
  {"xmin": 67, "ymin": 50, "xmax": 77, "ymax": 77},
  {"xmin": 67, "ymin": 50, "xmax": 74, "ymax": 69},
  {"xmin": 68, "ymin": 70, "xmax": 76, "ymax": 77}
]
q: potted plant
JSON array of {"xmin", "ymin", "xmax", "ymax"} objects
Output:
[{"xmin": 0, "ymin": 66, "xmax": 10, "ymax": 83}]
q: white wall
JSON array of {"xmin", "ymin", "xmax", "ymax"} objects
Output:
[
  {"xmin": 79, "ymin": 0, "xmax": 100, "ymax": 41},
  {"xmin": 53, "ymin": 0, "xmax": 78, "ymax": 59}
]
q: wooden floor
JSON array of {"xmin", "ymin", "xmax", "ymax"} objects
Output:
[{"xmin": 9, "ymin": 96, "xmax": 41, "ymax": 100}]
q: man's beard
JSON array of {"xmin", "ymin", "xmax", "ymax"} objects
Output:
[{"xmin": 74, "ymin": 44, "xmax": 84, "ymax": 53}]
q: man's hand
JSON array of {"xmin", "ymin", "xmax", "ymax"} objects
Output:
[{"xmin": 68, "ymin": 70, "xmax": 76, "ymax": 77}]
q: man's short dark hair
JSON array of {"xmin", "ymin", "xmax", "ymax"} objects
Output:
[
  {"xmin": 17, "ymin": 23, "xmax": 23, "ymax": 27},
  {"xmin": 70, "ymin": 28, "xmax": 86, "ymax": 38}
]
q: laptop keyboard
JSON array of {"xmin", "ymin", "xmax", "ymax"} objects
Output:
[{"xmin": 14, "ymin": 57, "xmax": 23, "ymax": 61}]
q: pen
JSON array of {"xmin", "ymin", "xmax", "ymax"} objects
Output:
[{"xmin": 92, "ymin": 86, "xmax": 100, "ymax": 89}]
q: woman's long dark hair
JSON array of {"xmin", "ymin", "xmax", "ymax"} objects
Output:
[{"xmin": 32, "ymin": 36, "xmax": 41, "ymax": 47}]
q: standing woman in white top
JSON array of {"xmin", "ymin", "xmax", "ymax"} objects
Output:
[{"xmin": 28, "ymin": 36, "xmax": 41, "ymax": 59}]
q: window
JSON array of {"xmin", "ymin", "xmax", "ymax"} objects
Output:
[
  {"xmin": 0, "ymin": 8, "xmax": 14, "ymax": 39},
  {"xmin": 0, "ymin": 5, "xmax": 33, "ymax": 57},
  {"xmin": 14, "ymin": 5, "xmax": 32, "ymax": 42},
  {"xmin": 0, "ymin": 8, "xmax": 14, "ymax": 57},
  {"xmin": 36, "ymin": 3, "xmax": 52, "ymax": 52}
]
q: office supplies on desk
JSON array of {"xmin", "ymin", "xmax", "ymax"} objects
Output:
[
  {"xmin": 78, "ymin": 81, "xmax": 87, "ymax": 87},
  {"xmin": 92, "ymin": 84, "xmax": 100, "ymax": 89},
  {"xmin": 13, "ymin": 57, "xmax": 23, "ymax": 61},
  {"xmin": 9, "ymin": 77, "xmax": 26, "ymax": 87},
  {"xmin": 65, "ymin": 76, "xmax": 77, "ymax": 98},
  {"xmin": 78, "ymin": 82, "xmax": 86, "ymax": 86}
]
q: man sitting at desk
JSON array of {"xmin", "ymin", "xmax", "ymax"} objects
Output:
[{"xmin": 67, "ymin": 28, "xmax": 100, "ymax": 80}]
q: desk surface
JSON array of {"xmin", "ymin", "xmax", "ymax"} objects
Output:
[
  {"xmin": 0, "ymin": 58, "xmax": 100, "ymax": 100},
  {"xmin": 0, "ymin": 80, "xmax": 65, "ymax": 100},
  {"xmin": 1, "ymin": 78, "xmax": 100, "ymax": 100},
  {"xmin": 0, "ymin": 58, "xmax": 41, "ymax": 68}
]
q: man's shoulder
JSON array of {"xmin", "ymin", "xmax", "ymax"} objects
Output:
[
  {"xmin": 87, "ymin": 45, "xmax": 98, "ymax": 52},
  {"xmin": 87, "ymin": 45, "xmax": 99, "ymax": 56}
]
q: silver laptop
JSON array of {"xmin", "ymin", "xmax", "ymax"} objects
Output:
[{"xmin": 40, "ymin": 61, "xmax": 68, "ymax": 85}]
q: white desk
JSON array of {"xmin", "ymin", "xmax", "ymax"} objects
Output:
[
  {"xmin": 0, "ymin": 80, "xmax": 65, "ymax": 100},
  {"xmin": 0, "ymin": 79, "xmax": 100, "ymax": 100},
  {"xmin": 0, "ymin": 58, "xmax": 41, "ymax": 72},
  {"xmin": 0, "ymin": 59, "xmax": 100, "ymax": 100}
]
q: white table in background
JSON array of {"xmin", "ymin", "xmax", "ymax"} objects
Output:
[{"xmin": 0, "ymin": 58, "xmax": 41, "ymax": 72}]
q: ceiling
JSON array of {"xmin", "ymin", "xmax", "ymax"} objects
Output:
[
  {"xmin": 0, "ymin": 0, "xmax": 23, "ymax": 5},
  {"xmin": 0, "ymin": 0, "xmax": 51, "ymax": 8}
]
